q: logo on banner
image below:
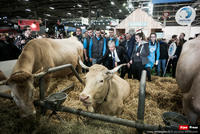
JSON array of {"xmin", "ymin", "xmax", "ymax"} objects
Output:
[
  {"xmin": 168, "ymin": 42, "xmax": 177, "ymax": 57},
  {"xmin": 175, "ymin": 6, "xmax": 196, "ymax": 25},
  {"xmin": 81, "ymin": 17, "xmax": 89, "ymax": 25}
]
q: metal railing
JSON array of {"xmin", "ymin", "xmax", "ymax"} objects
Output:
[
  {"xmin": 0, "ymin": 65, "xmax": 179, "ymax": 132},
  {"xmin": 33, "ymin": 64, "xmax": 85, "ymax": 100}
]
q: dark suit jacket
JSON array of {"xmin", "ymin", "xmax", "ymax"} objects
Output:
[
  {"xmin": 131, "ymin": 42, "xmax": 149, "ymax": 65},
  {"xmin": 97, "ymin": 46, "xmax": 129, "ymax": 69},
  {"xmin": 120, "ymin": 38, "xmax": 134, "ymax": 60}
]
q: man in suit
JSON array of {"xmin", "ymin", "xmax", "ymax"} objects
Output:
[
  {"xmin": 97, "ymin": 40, "xmax": 129, "ymax": 70},
  {"xmin": 119, "ymin": 33, "xmax": 135, "ymax": 78}
]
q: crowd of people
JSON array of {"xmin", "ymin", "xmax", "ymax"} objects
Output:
[{"xmin": 1, "ymin": 26, "xmax": 200, "ymax": 81}]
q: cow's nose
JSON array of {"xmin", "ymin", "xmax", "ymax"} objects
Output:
[{"xmin": 80, "ymin": 93, "xmax": 89, "ymax": 101}]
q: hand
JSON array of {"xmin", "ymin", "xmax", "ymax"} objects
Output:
[
  {"xmin": 155, "ymin": 60, "xmax": 158, "ymax": 65},
  {"xmin": 169, "ymin": 55, "xmax": 177, "ymax": 59},
  {"xmin": 85, "ymin": 56, "xmax": 88, "ymax": 61},
  {"xmin": 136, "ymin": 53, "xmax": 139, "ymax": 56},
  {"xmin": 90, "ymin": 58, "xmax": 93, "ymax": 62},
  {"xmin": 21, "ymin": 40, "xmax": 25, "ymax": 44},
  {"xmin": 115, "ymin": 62, "xmax": 118, "ymax": 67},
  {"xmin": 127, "ymin": 63, "xmax": 130, "ymax": 68},
  {"xmin": 129, "ymin": 60, "xmax": 132, "ymax": 64}
]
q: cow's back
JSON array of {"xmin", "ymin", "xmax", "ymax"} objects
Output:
[
  {"xmin": 21, "ymin": 37, "xmax": 83, "ymax": 74},
  {"xmin": 176, "ymin": 39, "xmax": 200, "ymax": 93},
  {"xmin": 113, "ymin": 75, "xmax": 130, "ymax": 100},
  {"xmin": 103, "ymin": 75, "xmax": 130, "ymax": 115}
]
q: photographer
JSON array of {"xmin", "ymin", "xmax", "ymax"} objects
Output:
[{"xmin": 14, "ymin": 26, "xmax": 33, "ymax": 51}]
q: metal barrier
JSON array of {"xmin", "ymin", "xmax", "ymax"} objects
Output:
[
  {"xmin": 137, "ymin": 70, "xmax": 147, "ymax": 134},
  {"xmin": 33, "ymin": 64, "xmax": 85, "ymax": 101},
  {"xmin": 0, "ymin": 92, "xmax": 178, "ymax": 131},
  {"xmin": 0, "ymin": 64, "xmax": 179, "ymax": 132}
]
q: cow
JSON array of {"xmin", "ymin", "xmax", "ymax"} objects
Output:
[
  {"xmin": 4, "ymin": 37, "xmax": 83, "ymax": 117},
  {"xmin": 79, "ymin": 59, "xmax": 130, "ymax": 115},
  {"xmin": 176, "ymin": 38, "xmax": 200, "ymax": 124},
  {"xmin": 0, "ymin": 60, "xmax": 17, "ymax": 93}
]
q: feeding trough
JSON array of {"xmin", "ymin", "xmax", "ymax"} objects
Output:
[
  {"xmin": 162, "ymin": 112, "xmax": 190, "ymax": 127},
  {"xmin": 44, "ymin": 92, "xmax": 67, "ymax": 107}
]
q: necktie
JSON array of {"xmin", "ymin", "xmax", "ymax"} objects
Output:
[
  {"xmin": 113, "ymin": 52, "xmax": 115, "ymax": 67},
  {"xmin": 126, "ymin": 41, "xmax": 128, "ymax": 51}
]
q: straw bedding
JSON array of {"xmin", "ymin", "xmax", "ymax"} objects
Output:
[{"xmin": 0, "ymin": 73, "xmax": 183, "ymax": 134}]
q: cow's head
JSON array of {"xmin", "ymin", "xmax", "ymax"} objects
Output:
[
  {"xmin": 78, "ymin": 58, "xmax": 125, "ymax": 112},
  {"xmin": 7, "ymin": 71, "xmax": 36, "ymax": 117}
]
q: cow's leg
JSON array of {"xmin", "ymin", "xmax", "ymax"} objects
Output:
[
  {"xmin": 183, "ymin": 95, "xmax": 198, "ymax": 125},
  {"xmin": 183, "ymin": 75, "xmax": 200, "ymax": 124},
  {"xmin": 116, "ymin": 101, "xmax": 124, "ymax": 115}
]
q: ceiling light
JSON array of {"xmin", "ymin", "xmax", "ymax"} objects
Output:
[
  {"xmin": 91, "ymin": 11, "xmax": 95, "ymax": 14},
  {"xmin": 77, "ymin": 4, "xmax": 82, "ymax": 7},
  {"xmin": 24, "ymin": 0, "xmax": 29, "ymax": 1},
  {"xmin": 123, "ymin": 3, "xmax": 126, "ymax": 7},
  {"xmin": 119, "ymin": 9, "xmax": 122, "ymax": 13},
  {"xmin": 67, "ymin": 12, "xmax": 71, "ymax": 15},
  {"xmin": 101, "ymin": 15, "xmax": 103, "ymax": 18},
  {"xmin": 111, "ymin": 1, "xmax": 115, "ymax": 5},
  {"xmin": 25, "ymin": 9, "xmax": 31, "ymax": 12},
  {"xmin": 49, "ymin": 7, "xmax": 55, "ymax": 10},
  {"xmin": 45, "ymin": 14, "xmax": 51, "ymax": 16}
]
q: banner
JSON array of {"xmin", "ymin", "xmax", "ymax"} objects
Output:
[
  {"xmin": 175, "ymin": 6, "xmax": 196, "ymax": 26},
  {"xmin": 81, "ymin": 17, "xmax": 89, "ymax": 25},
  {"xmin": 18, "ymin": 19, "xmax": 40, "ymax": 31},
  {"xmin": 168, "ymin": 42, "xmax": 177, "ymax": 57},
  {"xmin": 152, "ymin": 0, "xmax": 193, "ymax": 4}
]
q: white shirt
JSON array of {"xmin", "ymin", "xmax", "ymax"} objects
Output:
[{"xmin": 111, "ymin": 49, "xmax": 120, "ymax": 62}]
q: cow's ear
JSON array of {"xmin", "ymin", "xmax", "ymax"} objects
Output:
[
  {"xmin": 104, "ymin": 72, "xmax": 113, "ymax": 80},
  {"xmin": 8, "ymin": 71, "xmax": 33, "ymax": 83}
]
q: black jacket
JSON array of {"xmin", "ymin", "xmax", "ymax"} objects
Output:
[
  {"xmin": 131, "ymin": 42, "xmax": 149, "ymax": 65},
  {"xmin": 97, "ymin": 46, "xmax": 129, "ymax": 69},
  {"xmin": 120, "ymin": 37, "xmax": 135, "ymax": 60},
  {"xmin": 0, "ymin": 40, "xmax": 21, "ymax": 61},
  {"xmin": 159, "ymin": 41, "xmax": 168, "ymax": 59}
]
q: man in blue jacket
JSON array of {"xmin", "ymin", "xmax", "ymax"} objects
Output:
[
  {"xmin": 106, "ymin": 28, "xmax": 119, "ymax": 47},
  {"xmin": 89, "ymin": 28, "xmax": 107, "ymax": 65}
]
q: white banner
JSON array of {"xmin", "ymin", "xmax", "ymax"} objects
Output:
[
  {"xmin": 175, "ymin": 6, "xmax": 196, "ymax": 26},
  {"xmin": 81, "ymin": 17, "xmax": 89, "ymax": 25}
]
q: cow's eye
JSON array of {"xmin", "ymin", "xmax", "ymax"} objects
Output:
[{"xmin": 99, "ymin": 80, "xmax": 104, "ymax": 83}]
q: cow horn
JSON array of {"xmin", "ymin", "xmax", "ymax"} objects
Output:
[
  {"xmin": 107, "ymin": 64, "xmax": 127, "ymax": 74},
  {"xmin": 0, "ymin": 80, "xmax": 7, "ymax": 85},
  {"xmin": 78, "ymin": 56, "xmax": 90, "ymax": 70}
]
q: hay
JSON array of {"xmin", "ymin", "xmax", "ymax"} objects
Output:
[
  {"xmin": 45, "ymin": 74, "xmax": 182, "ymax": 126},
  {"xmin": 0, "ymin": 74, "xmax": 183, "ymax": 134}
]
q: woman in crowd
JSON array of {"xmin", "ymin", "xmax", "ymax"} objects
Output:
[
  {"xmin": 145, "ymin": 33, "xmax": 160, "ymax": 81},
  {"xmin": 130, "ymin": 32, "xmax": 149, "ymax": 81},
  {"xmin": 157, "ymin": 38, "xmax": 168, "ymax": 76}
]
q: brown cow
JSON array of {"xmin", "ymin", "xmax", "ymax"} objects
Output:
[
  {"xmin": 79, "ymin": 59, "xmax": 130, "ymax": 115},
  {"xmin": 176, "ymin": 38, "xmax": 200, "ymax": 124},
  {"xmin": 5, "ymin": 37, "xmax": 83, "ymax": 117}
]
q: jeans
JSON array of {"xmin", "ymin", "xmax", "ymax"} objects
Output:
[{"xmin": 157, "ymin": 59, "xmax": 166, "ymax": 76}]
